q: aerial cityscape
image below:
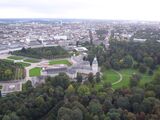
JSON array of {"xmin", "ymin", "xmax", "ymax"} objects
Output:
[{"xmin": 1, "ymin": 0, "xmax": 160, "ymax": 120}]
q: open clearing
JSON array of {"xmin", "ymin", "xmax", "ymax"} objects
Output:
[
  {"xmin": 112, "ymin": 69, "xmax": 152, "ymax": 89},
  {"xmin": 95, "ymin": 68, "xmax": 153, "ymax": 90},
  {"xmin": 95, "ymin": 69, "xmax": 120, "ymax": 90}
]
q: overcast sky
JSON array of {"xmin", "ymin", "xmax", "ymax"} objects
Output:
[{"xmin": 0, "ymin": 0, "xmax": 159, "ymax": 21}]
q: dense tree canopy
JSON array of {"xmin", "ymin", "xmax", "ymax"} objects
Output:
[
  {"xmin": 0, "ymin": 68, "xmax": 159, "ymax": 120},
  {"xmin": 86, "ymin": 39, "xmax": 160, "ymax": 73},
  {"xmin": 0, "ymin": 60, "xmax": 25, "ymax": 81},
  {"xmin": 12, "ymin": 46, "xmax": 69, "ymax": 59}
]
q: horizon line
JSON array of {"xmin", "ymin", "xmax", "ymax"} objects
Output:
[{"xmin": 0, "ymin": 18, "xmax": 160, "ymax": 23}]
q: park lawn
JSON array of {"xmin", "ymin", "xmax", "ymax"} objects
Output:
[
  {"xmin": 8, "ymin": 55, "xmax": 24, "ymax": 60},
  {"xmin": 49, "ymin": 59, "xmax": 72, "ymax": 66},
  {"xmin": 103, "ymin": 70, "xmax": 120, "ymax": 83},
  {"xmin": 24, "ymin": 59, "xmax": 40, "ymax": 63},
  {"xmin": 95, "ymin": 69, "xmax": 120, "ymax": 90},
  {"xmin": 112, "ymin": 69, "xmax": 137, "ymax": 89},
  {"xmin": 112, "ymin": 69, "xmax": 153, "ymax": 89},
  {"xmin": 29, "ymin": 67, "xmax": 41, "ymax": 77},
  {"xmin": 16, "ymin": 62, "xmax": 31, "ymax": 67},
  {"xmin": 95, "ymin": 69, "xmax": 153, "ymax": 90},
  {"xmin": 95, "ymin": 68, "xmax": 153, "ymax": 90}
]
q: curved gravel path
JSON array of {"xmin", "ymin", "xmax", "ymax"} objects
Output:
[{"xmin": 112, "ymin": 70, "xmax": 123, "ymax": 85}]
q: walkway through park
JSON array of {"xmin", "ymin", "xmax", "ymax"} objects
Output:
[{"xmin": 112, "ymin": 70, "xmax": 123, "ymax": 85}]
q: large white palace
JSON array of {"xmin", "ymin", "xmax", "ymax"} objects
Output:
[{"xmin": 41, "ymin": 54, "xmax": 99, "ymax": 79}]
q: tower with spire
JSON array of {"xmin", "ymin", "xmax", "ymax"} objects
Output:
[
  {"xmin": 92, "ymin": 56, "xmax": 98, "ymax": 74},
  {"xmin": 89, "ymin": 29, "xmax": 93, "ymax": 45}
]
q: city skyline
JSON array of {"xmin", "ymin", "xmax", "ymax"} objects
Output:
[{"xmin": 0, "ymin": 0, "xmax": 160, "ymax": 21}]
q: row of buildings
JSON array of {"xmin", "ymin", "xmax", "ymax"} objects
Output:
[{"xmin": 0, "ymin": 22, "xmax": 91, "ymax": 54}]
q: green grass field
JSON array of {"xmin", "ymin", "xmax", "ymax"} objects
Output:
[
  {"xmin": 112, "ymin": 69, "xmax": 136, "ymax": 89},
  {"xmin": 24, "ymin": 59, "xmax": 40, "ymax": 63},
  {"xmin": 8, "ymin": 55, "xmax": 24, "ymax": 60},
  {"xmin": 95, "ymin": 68, "xmax": 153, "ymax": 90},
  {"xmin": 29, "ymin": 67, "xmax": 41, "ymax": 77},
  {"xmin": 95, "ymin": 70, "xmax": 120, "ymax": 90},
  {"xmin": 112, "ymin": 69, "xmax": 152, "ymax": 89},
  {"xmin": 103, "ymin": 70, "xmax": 120, "ymax": 83},
  {"xmin": 49, "ymin": 59, "xmax": 72, "ymax": 66}
]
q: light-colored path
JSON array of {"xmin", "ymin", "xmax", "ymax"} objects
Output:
[
  {"xmin": 99, "ymin": 70, "xmax": 123, "ymax": 86},
  {"xmin": 112, "ymin": 70, "xmax": 123, "ymax": 85},
  {"xmin": 109, "ymin": 70, "xmax": 123, "ymax": 91},
  {"xmin": 0, "ymin": 53, "xmax": 71, "ymax": 82},
  {"xmin": 25, "ymin": 60, "xmax": 49, "ymax": 81},
  {"xmin": 95, "ymin": 69, "xmax": 123, "ymax": 91},
  {"xmin": 25, "ymin": 58, "xmax": 71, "ymax": 81}
]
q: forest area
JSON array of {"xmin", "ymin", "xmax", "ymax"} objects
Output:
[
  {"xmin": 12, "ymin": 46, "xmax": 69, "ymax": 59},
  {"xmin": 0, "ymin": 60, "xmax": 25, "ymax": 81},
  {"xmin": 0, "ymin": 40, "xmax": 160, "ymax": 120}
]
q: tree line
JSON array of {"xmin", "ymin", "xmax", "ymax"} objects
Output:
[
  {"xmin": 11, "ymin": 46, "xmax": 69, "ymax": 59},
  {"xmin": 85, "ymin": 39, "xmax": 160, "ymax": 75},
  {"xmin": 0, "ymin": 69, "xmax": 160, "ymax": 120}
]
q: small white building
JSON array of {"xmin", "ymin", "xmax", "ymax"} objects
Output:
[
  {"xmin": 54, "ymin": 35, "xmax": 67, "ymax": 40},
  {"xmin": 133, "ymin": 38, "xmax": 147, "ymax": 42},
  {"xmin": 13, "ymin": 59, "xmax": 24, "ymax": 63},
  {"xmin": 74, "ymin": 47, "xmax": 88, "ymax": 52}
]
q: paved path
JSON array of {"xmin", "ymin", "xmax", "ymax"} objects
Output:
[
  {"xmin": 112, "ymin": 70, "xmax": 123, "ymax": 85},
  {"xmin": 25, "ymin": 60, "xmax": 49, "ymax": 81},
  {"xmin": 95, "ymin": 69, "xmax": 123, "ymax": 91}
]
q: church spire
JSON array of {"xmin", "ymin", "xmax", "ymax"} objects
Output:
[{"xmin": 92, "ymin": 56, "xmax": 98, "ymax": 74}]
